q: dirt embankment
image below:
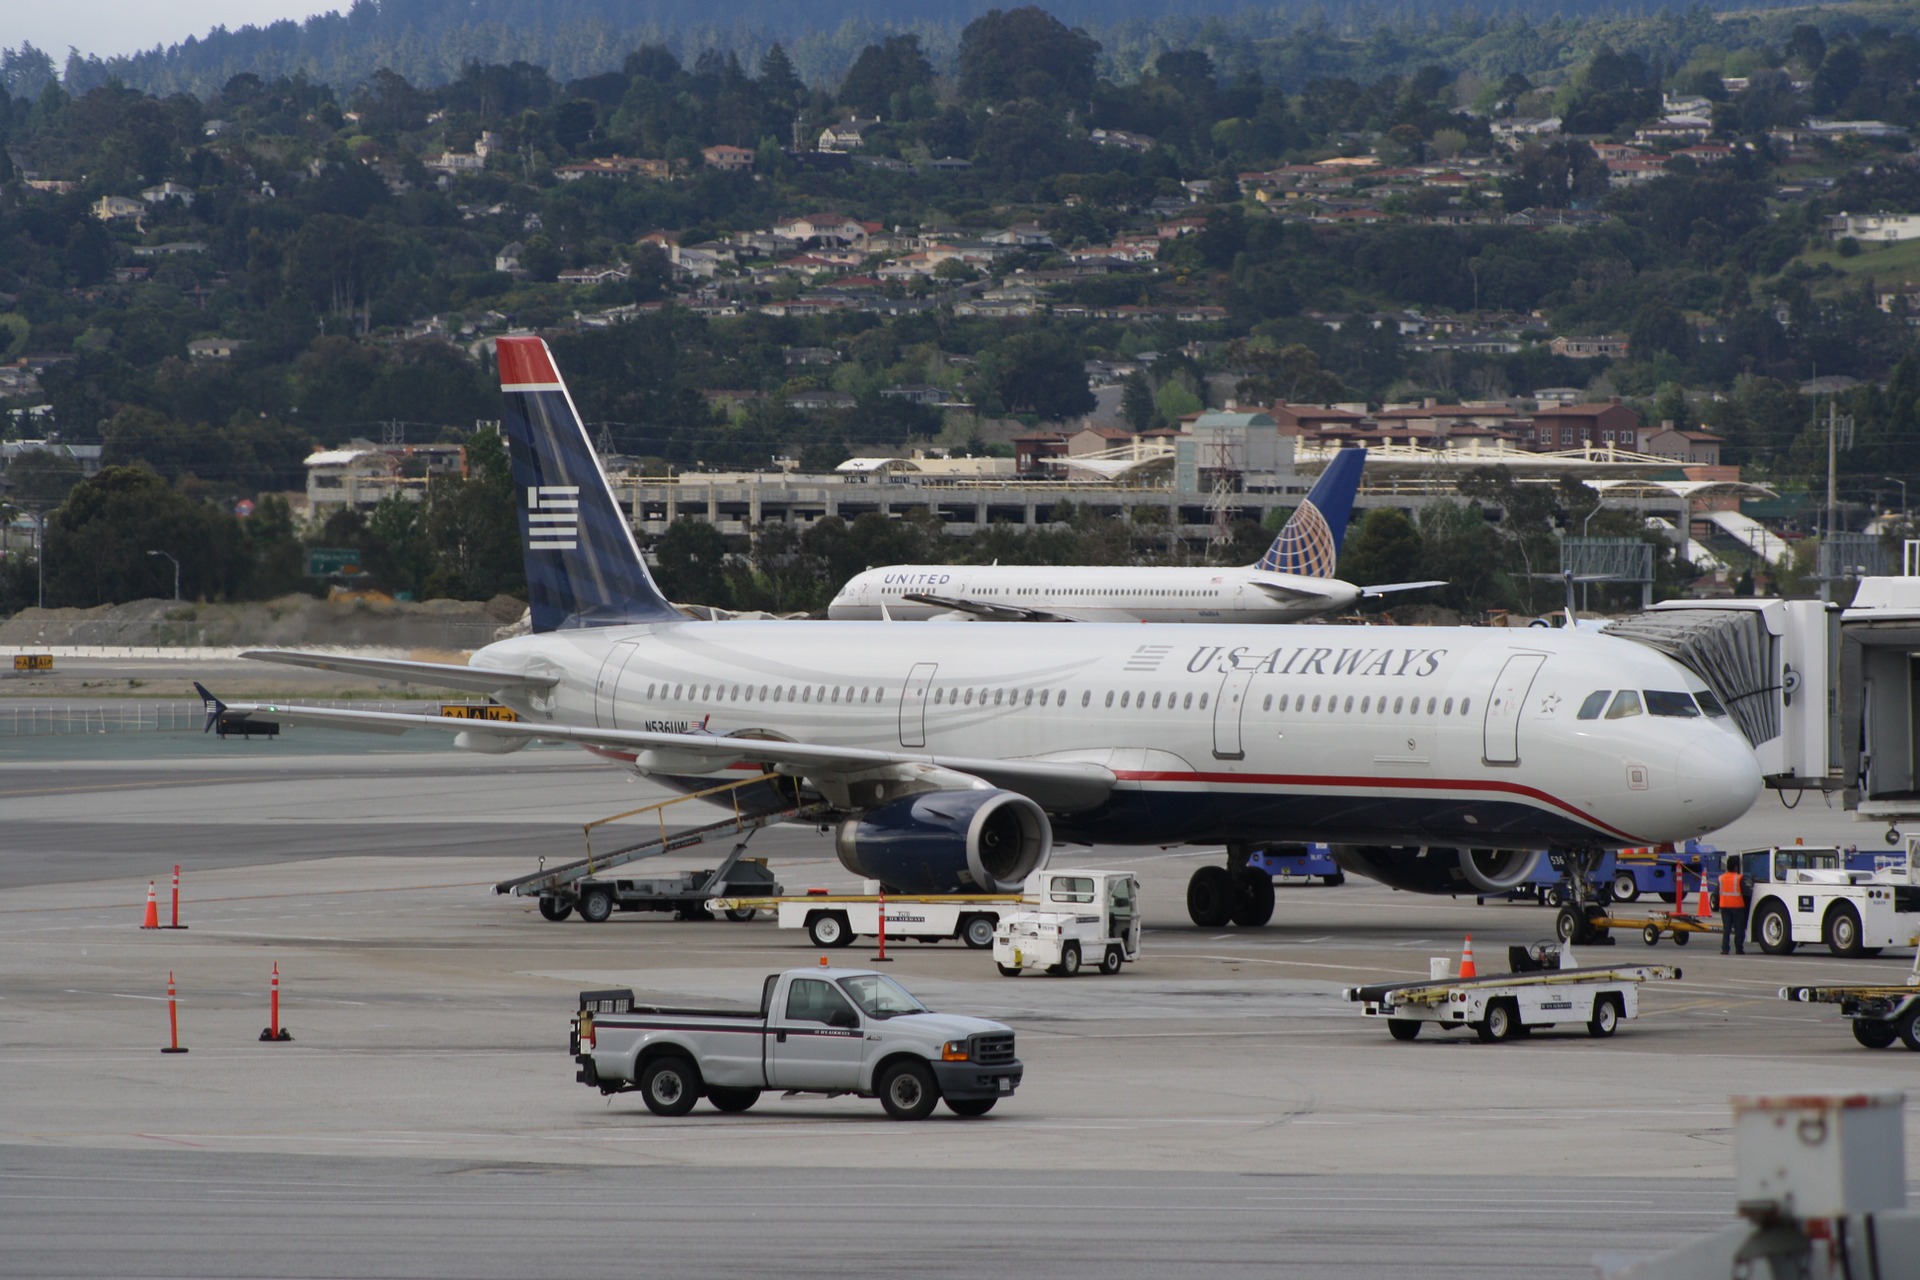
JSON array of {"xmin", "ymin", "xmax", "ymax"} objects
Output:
[{"xmin": 0, "ymin": 594, "xmax": 528, "ymax": 651}]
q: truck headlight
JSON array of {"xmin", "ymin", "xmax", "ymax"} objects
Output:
[{"xmin": 942, "ymin": 1040, "xmax": 971, "ymax": 1061}]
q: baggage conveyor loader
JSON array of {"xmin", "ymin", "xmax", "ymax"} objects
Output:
[
  {"xmin": 1779, "ymin": 950, "xmax": 1920, "ymax": 1050},
  {"xmin": 1345, "ymin": 944, "xmax": 1681, "ymax": 1043}
]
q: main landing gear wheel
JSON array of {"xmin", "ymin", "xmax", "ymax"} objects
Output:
[
  {"xmin": 538, "ymin": 897, "xmax": 573, "ymax": 922},
  {"xmin": 1556, "ymin": 904, "xmax": 1601, "ymax": 945},
  {"xmin": 1187, "ymin": 865, "xmax": 1234, "ymax": 928},
  {"xmin": 1229, "ymin": 867, "xmax": 1276, "ymax": 928}
]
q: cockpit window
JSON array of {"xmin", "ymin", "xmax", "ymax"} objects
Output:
[
  {"xmin": 1645, "ymin": 690, "xmax": 1702, "ymax": 718},
  {"xmin": 1693, "ymin": 688, "xmax": 1727, "ymax": 717},
  {"xmin": 1577, "ymin": 691, "xmax": 1611, "ymax": 720},
  {"xmin": 1604, "ymin": 690, "xmax": 1643, "ymax": 719}
]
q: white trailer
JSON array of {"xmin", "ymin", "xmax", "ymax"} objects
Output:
[
  {"xmin": 992, "ymin": 870, "xmax": 1141, "ymax": 977},
  {"xmin": 719, "ymin": 883, "xmax": 1024, "ymax": 950},
  {"xmin": 1747, "ymin": 847, "xmax": 1920, "ymax": 958},
  {"xmin": 1344, "ymin": 944, "xmax": 1680, "ymax": 1042}
]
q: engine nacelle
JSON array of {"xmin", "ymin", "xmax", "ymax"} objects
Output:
[
  {"xmin": 835, "ymin": 789, "xmax": 1051, "ymax": 894},
  {"xmin": 1331, "ymin": 845, "xmax": 1541, "ymax": 895}
]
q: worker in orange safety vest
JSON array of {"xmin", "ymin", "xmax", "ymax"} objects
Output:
[{"xmin": 1717, "ymin": 853, "xmax": 1751, "ymax": 955}]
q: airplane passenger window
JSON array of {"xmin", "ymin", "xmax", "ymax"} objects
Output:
[
  {"xmin": 1105, "ymin": 691, "xmax": 1115, "ymax": 708},
  {"xmin": 1427, "ymin": 698, "xmax": 1437, "ymax": 715},
  {"xmin": 1262, "ymin": 695, "xmax": 1272, "ymax": 712},
  {"xmin": 1460, "ymin": 698, "xmax": 1470, "ymax": 714},
  {"xmin": 994, "ymin": 689, "xmax": 1004, "ymax": 706},
  {"xmin": 647, "ymin": 683, "xmax": 657, "ymax": 698},
  {"xmin": 933, "ymin": 689, "xmax": 944, "ymax": 705},
  {"xmin": 1605, "ymin": 690, "xmax": 1643, "ymax": 719},
  {"xmin": 800, "ymin": 687, "xmax": 811, "ymax": 703},
  {"xmin": 673, "ymin": 684, "xmax": 683, "ymax": 699},
  {"xmin": 1645, "ymin": 691, "xmax": 1702, "ymax": 718},
  {"xmin": 771, "ymin": 686, "xmax": 782, "ymax": 702},
  {"xmin": 1576, "ymin": 691, "xmax": 1610, "ymax": 720},
  {"xmin": 875, "ymin": 689, "xmax": 885, "ymax": 703},
  {"xmin": 1443, "ymin": 698, "xmax": 1454, "ymax": 715},
  {"xmin": 788, "ymin": 686, "xmax": 799, "ymax": 702},
  {"xmin": 1344, "ymin": 696, "xmax": 1354, "ymax": 713},
  {"xmin": 1393, "ymin": 697, "xmax": 1404, "ymax": 713},
  {"xmin": 860, "ymin": 687, "xmax": 870, "ymax": 703},
  {"xmin": 1025, "ymin": 689, "xmax": 1035, "ymax": 706},
  {"xmin": 963, "ymin": 689, "xmax": 974, "ymax": 705},
  {"xmin": 1120, "ymin": 692, "xmax": 1130, "ymax": 708},
  {"xmin": 1082, "ymin": 691, "xmax": 1091, "ymax": 707},
  {"xmin": 1278, "ymin": 694, "xmax": 1289, "ymax": 712},
  {"xmin": 1694, "ymin": 689, "xmax": 1728, "ymax": 717},
  {"xmin": 1311, "ymin": 695, "xmax": 1321, "ymax": 712},
  {"xmin": 1360, "ymin": 696, "xmax": 1370, "ymax": 713},
  {"xmin": 1152, "ymin": 692, "xmax": 1162, "ymax": 709},
  {"xmin": 1183, "ymin": 692, "xmax": 1193, "ymax": 709},
  {"xmin": 1199, "ymin": 694, "xmax": 1208, "ymax": 709}
]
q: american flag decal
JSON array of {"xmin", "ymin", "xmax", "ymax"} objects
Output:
[
  {"xmin": 527, "ymin": 485, "xmax": 580, "ymax": 550},
  {"xmin": 1124, "ymin": 644, "xmax": 1172, "ymax": 672},
  {"xmin": 1259, "ymin": 498, "xmax": 1338, "ymax": 578}
]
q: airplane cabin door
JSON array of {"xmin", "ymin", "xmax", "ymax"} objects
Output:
[
  {"xmin": 1482, "ymin": 653, "xmax": 1547, "ymax": 765},
  {"xmin": 1212, "ymin": 664, "xmax": 1257, "ymax": 760},
  {"xmin": 900, "ymin": 662, "xmax": 937, "ymax": 748},
  {"xmin": 594, "ymin": 641, "xmax": 639, "ymax": 729}
]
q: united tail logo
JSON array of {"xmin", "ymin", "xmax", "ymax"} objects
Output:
[{"xmin": 1253, "ymin": 447, "xmax": 1365, "ymax": 578}]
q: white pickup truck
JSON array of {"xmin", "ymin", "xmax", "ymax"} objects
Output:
[{"xmin": 571, "ymin": 967, "xmax": 1023, "ymax": 1120}]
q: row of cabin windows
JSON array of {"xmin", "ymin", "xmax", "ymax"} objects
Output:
[
  {"xmin": 1576, "ymin": 688, "xmax": 1727, "ymax": 721},
  {"xmin": 1261, "ymin": 691, "xmax": 1469, "ymax": 718},
  {"xmin": 645, "ymin": 680, "xmax": 1461, "ymax": 719},
  {"xmin": 647, "ymin": 682, "xmax": 889, "ymax": 705}
]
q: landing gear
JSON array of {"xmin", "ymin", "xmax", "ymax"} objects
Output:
[
  {"xmin": 1186, "ymin": 847, "xmax": 1277, "ymax": 927},
  {"xmin": 1230, "ymin": 866, "xmax": 1276, "ymax": 927},
  {"xmin": 1187, "ymin": 865, "xmax": 1234, "ymax": 927},
  {"xmin": 1552, "ymin": 848, "xmax": 1612, "ymax": 945}
]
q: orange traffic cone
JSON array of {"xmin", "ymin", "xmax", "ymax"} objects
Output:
[
  {"xmin": 1696, "ymin": 878, "xmax": 1714, "ymax": 920},
  {"xmin": 1459, "ymin": 934, "xmax": 1477, "ymax": 979},
  {"xmin": 141, "ymin": 881, "xmax": 159, "ymax": 930}
]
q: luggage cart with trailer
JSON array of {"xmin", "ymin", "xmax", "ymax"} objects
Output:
[{"xmin": 1345, "ymin": 944, "xmax": 1681, "ymax": 1043}]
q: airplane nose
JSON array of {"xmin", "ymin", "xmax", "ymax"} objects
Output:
[{"xmin": 1676, "ymin": 732, "xmax": 1763, "ymax": 830}]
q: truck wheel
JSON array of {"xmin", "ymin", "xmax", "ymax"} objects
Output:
[
  {"xmin": 947, "ymin": 1097, "xmax": 996, "ymax": 1117},
  {"xmin": 878, "ymin": 1060, "xmax": 939, "ymax": 1120},
  {"xmin": 1825, "ymin": 904, "xmax": 1866, "ymax": 959},
  {"xmin": 1321, "ymin": 872, "xmax": 1346, "ymax": 886},
  {"xmin": 1755, "ymin": 903, "xmax": 1795, "ymax": 955},
  {"xmin": 1642, "ymin": 924, "xmax": 1661, "ymax": 946},
  {"xmin": 995, "ymin": 964, "xmax": 1022, "ymax": 977},
  {"xmin": 1611, "ymin": 873, "xmax": 1639, "ymax": 903},
  {"xmin": 1543, "ymin": 885, "xmax": 1564, "ymax": 908},
  {"xmin": 1099, "ymin": 946, "xmax": 1124, "ymax": 975},
  {"xmin": 1186, "ymin": 865, "xmax": 1233, "ymax": 927},
  {"xmin": 1587, "ymin": 995, "xmax": 1621, "ymax": 1038},
  {"xmin": 1230, "ymin": 867, "xmax": 1276, "ymax": 927},
  {"xmin": 1387, "ymin": 1019, "xmax": 1421, "ymax": 1041},
  {"xmin": 1477, "ymin": 1000, "xmax": 1519, "ymax": 1043},
  {"xmin": 639, "ymin": 1056, "xmax": 701, "ymax": 1116},
  {"xmin": 538, "ymin": 897, "xmax": 573, "ymax": 922},
  {"xmin": 807, "ymin": 911, "xmax": 852, "ymax": 948},
  {"xmin": 579, "ymin": 888, "xmax": 614, "ymax": 924},
  {"xmin": 724, "ymin": 908, "xmax": 758, "ymax": 923},
  {"xmin": 706, "ymin": 1087, "xmax": 761, "ymax": 1112},
  {"xmin": 1851, "ymin": 1019, "xmax": 1897, "ymax": 1050},
  {"xmin": 1899, "ymin": 1011, "xmax": 1920, "ymax": 1052},
  {"xmin": 961, "ymin": 915, "xmax": 997, "ymax": 950},
  {"xmin": 1050, "ymin": 942, "xmax": 1082, "ymax": 977}
]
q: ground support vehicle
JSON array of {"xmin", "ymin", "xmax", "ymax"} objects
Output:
[
  {"xmin": 1780, "ymin": 953, "xmax": 1920, "ymax": 1050},
  {"xmin": 570, "ymin": 967, "xmax": 1022, "ymax": 1119},
  {"xmin": 1248, "ymin": 844, "xmax": 1344, "ymax": 886},
  {"xmin": 1614, "ymin": 908, "xmax": 1719, "ymax": 947},
  {"xmin": 494, "ymin": 774, "xmax": 821, "ymax": 923},
  {"xmin": 992, "ymin": 870, "xmax": 1141, "ymax": 977},
  {"xmin": 1743, "ymin": 848, "xmax": 1920, "ymax": 959},
  {"xmin": 1344, "ymin": 943, "xmax": 1680, "ymax": 1043},
  {"xmin": 715, "ymin": 884, "xmax": 1024, "ymax": 949}
]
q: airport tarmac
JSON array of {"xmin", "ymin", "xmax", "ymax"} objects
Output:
[{"xmin": 4, "ymin": 722, "xmax": 1918, "ymax": 1278}]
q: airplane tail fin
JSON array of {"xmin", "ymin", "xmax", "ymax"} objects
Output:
[
  {"xmin": 1255, "ymin": 447, "xmax": 1366, "ymax": 578},
  {"xmin": 495, "ymin": 336, "xmax": 682, "ymax": 632}
]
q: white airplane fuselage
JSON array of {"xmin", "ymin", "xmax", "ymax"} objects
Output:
[
  {"xmin": 477, "ymin": 617, "xmax": 1760, "ymax": 850},
  {"xmin": 826, "ymin": 564, "xmax": 1363, "ymax": 623}
]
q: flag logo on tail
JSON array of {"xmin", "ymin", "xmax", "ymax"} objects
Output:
[{"xmin": 527, "ymin": 485, "xmax": 580, "ymax": 551}]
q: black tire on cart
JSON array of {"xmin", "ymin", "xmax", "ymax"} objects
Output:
[
  {"xmin": 1321, "ymin": 872, "xmax": 1346, "ymax": 886},
  {"xmin": 579, "ymin": 888, "xmax": 615, "ymax": 924},
  {"xmin": 947, "ymin": 1098, "xmax": 996, "ymax": 1117},
  {"xmin": 538, "ymin": 897, "xmax": 573, "ymax": 922},
  {"xmin": 1543, "ymin": 885, "xmax": 1564, "ymax": 909},
  {"xmin": 1099, "ymin": 946, "xmax": 1124, "ymax": 975},
  {"xmin": 1387, "ymin": 1019, "xmax": 1421, "ymax": 1041},
  {"xmin": 1050, "ymin": 942, "xmax": 1082, "ymax": 977},
  {"xmin": 995, "ymin": 963, "xmax": 1022, "ymax": 977},
  {"xmin": 1187, "ymin": 865, "xmax": 1234, "ymax": 927},
  {"xmin": 1672, "ymin": 930, "xmax": 1690, "ymax": 947},
  {"xmin": 807, "ymin": 911, "xmax": 853, "ymax": 948},
  {"xmin": 639, "ymin": 1055, "xmax": 701, "ymax": 1116},
  {"xmin": 877, "ymin": 1059, "xmax": 940, "ymax": 1120},
  {"xmin": 1825, "ymin": 903, "xmax": 1866, "ymax": 959},
  {"xmin": 1852, "ymin": 1019, "xmax": 1898, "ymax": 1050},
  {"xmin": 1642, "ymin": 924, "xmax": 1661, "ymax": 946},
  {"xmin": 1230, "ymin": 866, "xmax": 1276, "ymax": 927},
  {"xmin": 723, "ymin": 908, "xmax": 758, "ymax": 923},
  {"xmin": 1477, "ymin": 1000, "xmax": 1520, "ymax": 1043},
  {"xmin": 1756, "ymin": 902, "xmax": 1796, "ymax": 955},
  {"xmin": 1587, "ymin": 995, "xmax": 1621, "ymax": 1038},
  {"xmin": 707, "ymin": 1087, "xmax": 761, "ymax": 1112},
  {"xmin": 1898, "ymin": 1010, "xmax": 1920, "ymax": 1052},
  {"xmin": 1611, "ymin": 872, "xmax": 1639, "ymax": 903},
  {"xmin": 961, "ymin": 914, "xmax": 997, "ymax": 950}
]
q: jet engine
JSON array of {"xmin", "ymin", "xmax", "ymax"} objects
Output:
[
  {"xmin": 835, "ymin": 789, "xmax": 1051, "ymax": 894},
  {"xmin": 1331, "ymin": 845, "xmax": 1541, "ymax": 895}
]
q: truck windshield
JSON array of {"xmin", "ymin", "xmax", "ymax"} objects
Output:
[{"xmin": 837, "ymin": 974, "xmax": 927, "ymax": 1020}]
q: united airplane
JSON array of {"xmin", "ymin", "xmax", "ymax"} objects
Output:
[
  {"xmin": 206, "ymin": 337, "xmax": 1762, "ymax": 930},
  {"xmin": 825, "ymin": 447, "xmax": 1443, "ymax": 623}
]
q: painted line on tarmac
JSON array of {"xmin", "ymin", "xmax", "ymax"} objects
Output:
[
  {"xmin": 0, "ymin": 775, "xmax": 259, "ymax": 798},
  {"xmin": 0, "ymin": 879, "xmax": 497, "ymax": 914}
]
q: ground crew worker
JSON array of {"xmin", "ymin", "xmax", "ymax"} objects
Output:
[{"xmin": 1718, "ymin": 854, "xmax": 1751, "ymax": 955}]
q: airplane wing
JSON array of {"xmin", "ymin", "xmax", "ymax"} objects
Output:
[
  {"xmin": 900, "ymin": 592, "xmax": 1090, "ymax": 623},
  {"xmin": 199, "ymin": 693, "xmax": 1116, "ymax": 812},
  {"xmin": 240, "ymin": 650, "xmax": 559, "ymax": 697},
  {"xmin": 1357, "ymin": 580, "xmax": 1448, "ymax": 599}
]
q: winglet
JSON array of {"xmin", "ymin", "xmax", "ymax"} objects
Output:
[
  {"xmin": 1256, "ymin": 448, "xmax": 1366, "ymax": 577},
  {"xmin": 192, "ymin": 682, "xmax": 226, "ymax": 734}
]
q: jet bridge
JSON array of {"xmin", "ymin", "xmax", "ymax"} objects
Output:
[
  {"xmin": 1602, "ymin": 598, "xmax": 1840, "ymax": 793},
  {"xmin": 1838, "ymin": 574, "xmax": 1920, "ymax": 830}
]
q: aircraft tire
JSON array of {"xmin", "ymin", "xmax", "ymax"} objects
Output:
[
  {"xmin": 1230, "ymin": 867, "xmax": 1276, "ymax": 928},
  {"xmin": 1187, "ymin": 865, "xmax": 1234, "ymax": 927}
]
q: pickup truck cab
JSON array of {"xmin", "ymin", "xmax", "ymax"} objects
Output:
[{"xmin": 572, "ymin": 967, "xmax": 1022, "ymax": 1120}]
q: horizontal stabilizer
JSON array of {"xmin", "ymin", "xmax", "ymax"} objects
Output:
[
  {"xmin": 1357, "ymin": 580, "xmax": 1447, "ymax": 599},
  {"xmin": 240, "ymin": 650, "xmax": 558, "ymax": 696},
  {"xmin": 901, "ymin": 592, "xmax": 1082, "ymax": 623}
]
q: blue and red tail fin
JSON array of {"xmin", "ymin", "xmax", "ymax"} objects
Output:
[
  {"xmin": 1255, "ymin": 447, "xmax": 1366, "ymax": 577},
  {"xmin": 496, "ymin": 336, "xmax": 682, "ymax": 632}
]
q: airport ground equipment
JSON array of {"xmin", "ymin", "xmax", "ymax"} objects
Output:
[
  {"xmin": 1345, "ymin": 943, "xmax": 1680, "ymax": 1042},
  {"xmin": 714, "ymin": 884, "xmax": 1025, "ymax": 948},
  {"xmin": 1742, "ymin": 846, "xmax": 1920, "ymax": 958},
  {"xmin": 1249, "ymin": 844, "xmax": 1343, "ymax": 886},
  {"xmin": 992, "ymin": 870, "xmax": 1142, "ymax": 976},
  {"xmin": 1779, "ymin": 950, "xmax": 1920, "ymax": 1050},
  {"xmin": 1618, "ymin": 908, "xmax": 1719, "ymax": 947},
  {"xmin": 493, "ymin": 774, "xmax": 823, "ymax": 922},
  {"xmin": 570, "ymin": 967, "xmax": 1022, "ymax": 1119}
]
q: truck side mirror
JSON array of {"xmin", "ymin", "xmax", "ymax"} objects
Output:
[{"xmin": 830, "ymin": 1009, "xmax": 858, "ymax": 1030}]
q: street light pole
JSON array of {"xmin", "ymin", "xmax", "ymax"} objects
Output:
[
  {"xmin": 146, "ymin": 549, "xmax": 180, "ymax": 602},
  {"xmin": 1883, "ymin": 476, "xmax": 1909, "ymax": 524}
]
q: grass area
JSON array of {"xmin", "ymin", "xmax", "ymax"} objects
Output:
[{"xmin": 1795, "ymin": 237, "xmax": 1920, "ymax": 292}]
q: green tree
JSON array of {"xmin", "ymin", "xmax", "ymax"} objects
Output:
[
  {"xmin": 423, "ymin": 428, "xmax": 521, "ymax": 600},
  {"xmin": 957, "ymin": 7, "xmax": 1100, "ymax": 105},
  {"xmin": 652, "ymin": 517, "xmax": 732, "ymax": 608},
  {"xmin": 42, "ymin": 466, "xmax": 247, "ymax": 606},
  {"xmin": 989, "ymin": 331, "xmax": 1095, "ymax": 419},
  {"xmin": 1338, "ymin": 508, "xmax": 1424, "ymax": 592},
  {"xmin": 838, "ymin": 35, "xmax": 933, "ymax": 119}
]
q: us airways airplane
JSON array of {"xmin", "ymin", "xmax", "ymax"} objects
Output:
[
  {"xmin": 825, "ymin": 447, "xmax": 1443, "ymax": 624},
  {"xmin": 208, "ymin": 336, "xmax": 1761, "ymax": 931}
]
